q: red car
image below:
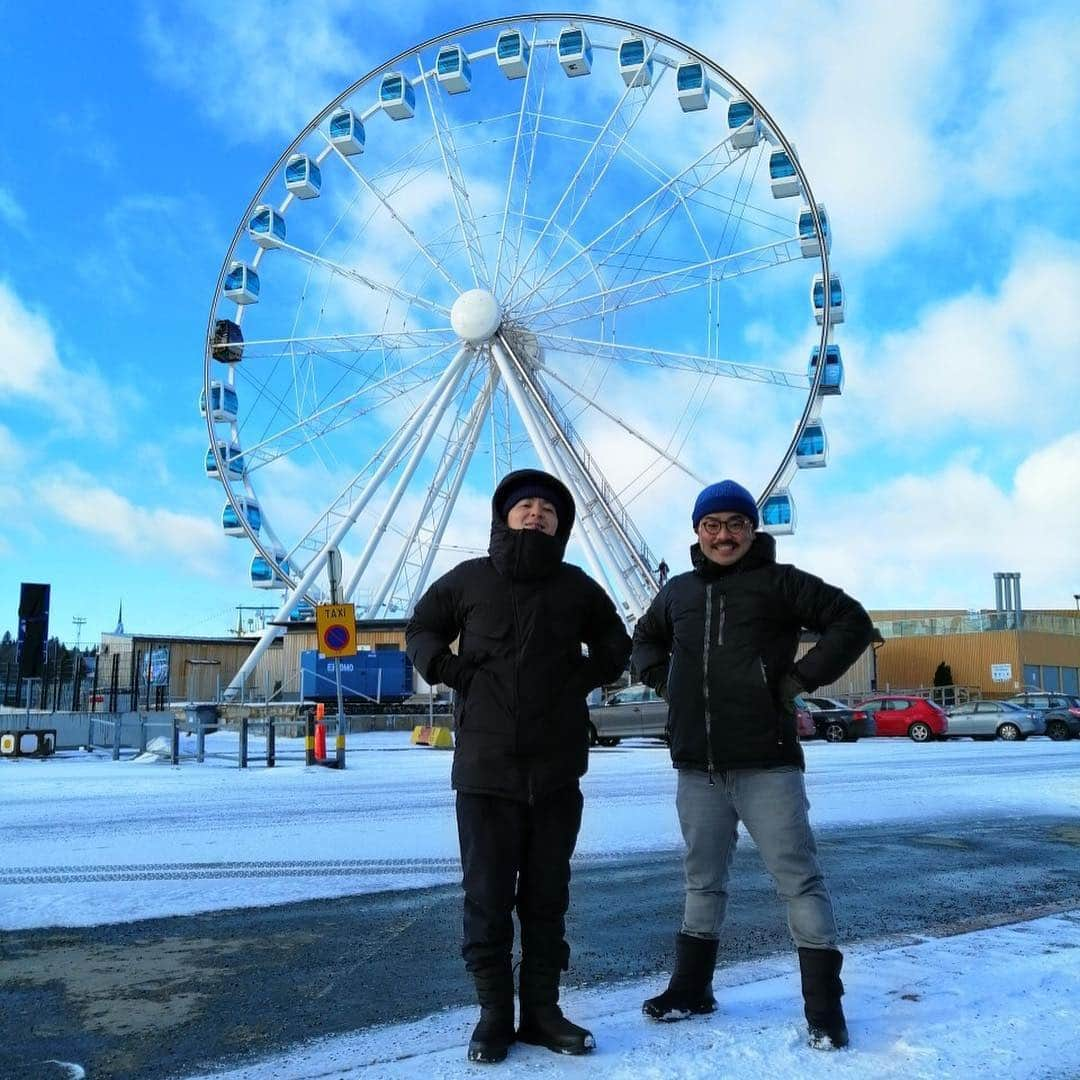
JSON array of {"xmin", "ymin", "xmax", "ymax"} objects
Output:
[{"xmin": 855, "ymin": 696, "xmax": 948, "ymax": 742}]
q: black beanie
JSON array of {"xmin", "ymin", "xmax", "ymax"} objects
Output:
[{"xmin": 500, "ymin": 481, "xmax": 568, "ymax": 523}]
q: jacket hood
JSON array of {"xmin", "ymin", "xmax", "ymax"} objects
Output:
[
  {"xmin": 690, "ymin": 529, "xmax": 776, "ymax": 577},
  {"xmin": 489, "ymin": 469, "xmax": 576, "ymax": 580}
]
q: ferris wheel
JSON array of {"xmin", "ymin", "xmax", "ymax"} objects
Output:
[{"xmin": 203, "ymin": 14, "xmax": 844, "ymax": 695}]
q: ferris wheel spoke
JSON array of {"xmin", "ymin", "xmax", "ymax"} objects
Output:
[
  {"xmin": 366, "ymin": 365, "xmax": 497, "ymax": 616},
  {"xmin": 342, "ymin": 348, "xmax": 475, "ymax": 600},
  {"xmin": 236, "ymin": 328, "xmax": 457, "ymax": 358},
  {"xmin": 540, "ymin": 365, "xmax": 709, "ymax": 485},
  {"xmin": 416, "ymin": 58, "xmax": 492, "ymax": 290},
  {"xmin": 239, "ymin": 345, "xmax": 456, "ymax": 468},
  {"xmin": 325, "ymin": 135, "xmax": 466, "ymax": 294},
  {"xmin": 525, "ymin": 235, "xmax": 800, "ymax": 331},
  {"xmin": 509, "ymin": 132, "xmax": 748, "ymax": 316},
  {"xmin": 493, "ymin": 24, "xmax": 547, "ymax": 293},
  {"xmin": 273, "ymin": 239, "xmax": 452, "ymax": 317},
  {"xmin": 501, "ymin": 48, "xmax": 664, "ymax": 308}
]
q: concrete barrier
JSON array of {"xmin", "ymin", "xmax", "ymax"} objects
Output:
[{"xmin": 410, "ymin": 724, "xmax": 454, "ymax": 749}]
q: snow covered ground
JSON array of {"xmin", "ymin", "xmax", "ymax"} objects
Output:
[{"xmin": 3, "ymin": 733, "xmax": 1078, "ymax": 1078}]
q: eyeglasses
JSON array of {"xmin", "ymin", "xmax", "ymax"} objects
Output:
[{"xmin": 699, "ymin": 516, "xmax": 753, "ymax": 537}]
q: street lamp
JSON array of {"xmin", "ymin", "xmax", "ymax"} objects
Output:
[{"xmin": 1074, "ymin": 594, "xmax": 1080, "ymax": 612}]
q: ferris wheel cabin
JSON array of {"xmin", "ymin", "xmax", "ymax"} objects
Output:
[
  {"xmin": 809, "ymin": 344, "xmax": 844, "ymax": 395},
  {"xmin": 248, "ymin": 205, "xmax": 286, "ymax": 249},
  {"xmin": 795, "ymin": 421, "xmax": 828, "ymax": 468},
  {"xmin": 199, "ymin": 381, "xmax": 238, "ymax": 423},
  {"xmin": 727, "ymin": 99, "xmax": 760, "ymax": 148},
  {"xmin": 769, "ymin": 148, "xmax": 800, "ymax": 199},
  {"xmin": 676, "ymin": 61, "xmax": 709, "ymax": 112},
  {"xmin": 798, "ymin": 203, "xmax": 831, "ymax": 258},
  {"xmin": 223, "ymin": 262, "xmax": 259, "ymax": 305},
  {"xmin": 496, "ymin": 29, "xmax": 530, "ymax": 78},
  {"xmin": 557, "ymin": 26, "xmax": 592, "ymax": 77},
  {"xmin": 205, "ymin": 441, "xmax": 245, "ymax": 481},
  {"xmin": 436, "ymin": 45, "xmax": 472, "ymax": 93},
  {"xmin": 211, "ymin": 318, "xmax": 244, "ymax": 364},
  {"xmin": 618, "ymin": 37, "xmax": 653, "ymax": 87},
  {"xmin": 222, "ymin": 497, "xmax": 262, "ymax": 537},
  {"xmin": 379, "ymin": 73, "xmax": 415, "ymax": 119},
  {"xmin": 812, "ymin": 273, "xmax": 845, "ymax": 325},
  {"xmin": 250, "ymin": 552, "xmax": 292, "ymax": 589},
  {"xmin": 284, "ymin": 154, "xmax": 322, "ymax": 199},
  {"xmin": 760, "ymin": 490, "xmax": 796, "ymax": 535},
  {"xmin": 329, "ymin": 108, "xmax": 365, "ymax": 155}
]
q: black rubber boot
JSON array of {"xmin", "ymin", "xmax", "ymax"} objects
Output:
[
  {"xmin": 643, "ymin": 932, "xmax": 719, "ymax": 1021},
  {"xmin": 467, "ymin": 966, "xmax": 516, "ymax": 1064},
  {"xmin": 798, "ymin": 947, "xmax": 850, "ymax": 1050},
  {"xmin": 517, "ymin": 961, "xmax": 595, "ymax": 1055}
]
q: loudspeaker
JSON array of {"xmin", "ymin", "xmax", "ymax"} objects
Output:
[{"xmin": 17, "ymin": 582, "xmax": 50, "ymax": 681}]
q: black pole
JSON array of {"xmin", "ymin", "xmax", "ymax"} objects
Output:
[
  {"xmin": 90, "ymin": 656, "xmax": 99, "ymax": 713},
  {"xmin": 239, "ymin": 716, "xmax": 249, "ymax": 769},
  {"xmin": 72, "ymin": 654, "xmax": 83, "ymax": 712},
  {"xmin": 109, "ymin": 653, "xmax": 120, "ymax": 712},
  {"xmin": 266, "ymin": 718, "xmax": 276, "ymax": 768},
  {"xmin": 130, "ymin": 649, "xmax": 140, "ymax": 712}
]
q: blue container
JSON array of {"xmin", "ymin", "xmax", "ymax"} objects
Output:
[{"xmin": 300, "ymin": 649, "xmax": 411, "ymax": 702}]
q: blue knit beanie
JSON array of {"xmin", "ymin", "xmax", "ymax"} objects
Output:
[{"xmin": 692, "ymin": 480, "xmax": 759, "ymax": 529}]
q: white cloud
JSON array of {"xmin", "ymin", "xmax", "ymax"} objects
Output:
[
  {"xmin": 35, "ymin": 471, "xmax": 233, "ymax": 579},
  {"xmin": 786, "ymin": 431, "xmax": 1080, "ymax": 610},
  {"xmin": 0, "ymin": 188, "xmax": 27, "ymax": 233},
  {"xmin": 0, "ymin": 282, "xmax": 117, "ymax": 434}
]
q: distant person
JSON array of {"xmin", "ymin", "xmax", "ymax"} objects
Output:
[
  {"xmin": 632, "ymin": 480, "xmax": 873, "ymax": 1050},
  {"xmin": 406, "ymin": 469, "xmax": 631, "ymax": 1064},
  {"xmin": 657, "ymin": 558, "xmax": 669, "ymax": 588}
]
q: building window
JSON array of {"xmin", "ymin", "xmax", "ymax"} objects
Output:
[
  {"xmin": 1042, "ymin": 666, "xmax": 1061, "ymax": 692},
  {"xmin": 1062, "ymin": 668, "xmax": 1079, "ymax": 696}
]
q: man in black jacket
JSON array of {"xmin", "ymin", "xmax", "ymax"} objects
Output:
[
  {"xmin": 632, "ymin": 480, "xmax": 873, "ymax": 1050},
  {"xmin": 406, "ymin": 469, "xmax": 631, "ymax": 1064}
]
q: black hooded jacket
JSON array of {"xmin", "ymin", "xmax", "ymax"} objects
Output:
[
  {"xmin": 632, "ymin": 532, "xmax": 873, "ymax": 773},
  {"xmin": 406, "ymin": 470, "xmax": 632, "ymax": 801}
]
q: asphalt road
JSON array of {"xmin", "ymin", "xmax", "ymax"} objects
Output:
[{"xmin": 2, "ymin": 815, "xmax": 1078, "ymax": 1079}]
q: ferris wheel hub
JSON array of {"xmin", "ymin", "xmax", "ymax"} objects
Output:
[{"xmin": 450, "ymin": 288, "xmax": 502, "ymax": 344}]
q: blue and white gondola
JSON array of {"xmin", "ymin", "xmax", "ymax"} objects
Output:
[
  {"xmin": 811, "ymin": 273, "xmax": 845, "ymax": 325},
  {"xmin": 248, "ymin": 205, "xmax": 286, "ymax": 249},
  {"xmin": 557, "ymin": 26, "xmax": 592, "ymax": 77},
  {"xmin": 250, "ymin": 552, "xmax": 290, "ymax": 589},
  {"xmin": 289, "ymin": 601, "xmax": 315, "ymax": 621},
  {"xmin": 436, "ymin": 45, "xmax": 472, "ymax": 93},
  {"xmin": 222, "ymin": 497, "xmax": 262, "ymax": 537},
  {"xmin": 808, "ymin": 344, "xmax": 844, "ymax": 395},
  {"xmin": 495, "ymin": 28, "xmax": 530, "ymax": 78},
  {"xmin": 205, "ymin": 441, "xmax": 245, "ymax": 481},
  {"xmin": 798, "ymin": 203, "xmax": 830, "ymax": 258},
  {"xmin": 284, "ymin": 154, "xmax": 321, "ymax": 199},
  {"xmin": 211, "ymin": 318, "xmax": 244, "ymax": 364},
  {"xmin": 769, "ymin": 148, "xmax": 801, "ymax": 199},
  {"xmin": 200, "ymin": 381, "xmax": 238, "ymax": 423},
  {"xmin": 223, "ymin": 262, "xmax": 259, "ymax": 305},
  {"xmin": 618, "ymin": 36, "xmax": 652, "ymax": 86},
  {"xmin": 760, "ymin": 490, "xmax": 796, "ymax": 535},
  {"xmin": 676, "ymin": 61, "xmax": 709, "ymax": 111},
  {"xmin": 795, "ymin": 422, "xmax": 827, "ymax": 468},
  {"xmin": 379, "ymin": 72, "xmax": 415, "ymax": 119},
  {"xmin": 727, "ymin": 99, "xmax": 759, "ymax": 148},
  {"xmin": 329, "ymin": 108, "xmax": 365, "ymax": 155}
]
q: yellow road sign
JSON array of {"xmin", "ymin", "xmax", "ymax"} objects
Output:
[{"xmin": 316, "ymin": 603, "xmax": 357, "ymax": 658}]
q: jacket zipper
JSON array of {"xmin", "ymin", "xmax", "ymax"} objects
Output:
[
  {"xmin": 703, "ymin": 585, "xmax": 716, "ymax": 785},
  {"xmin": 511, "ymin": 583, "xmax": 528, "ymax": 798},
  {"xmin": 761, "ymin": 657, "xmax": 782, "ymax": 746}
]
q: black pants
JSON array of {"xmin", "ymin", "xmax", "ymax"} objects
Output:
[{"xmin": 455, "ymin": 785, "xmax": 583, "ymax": 974}]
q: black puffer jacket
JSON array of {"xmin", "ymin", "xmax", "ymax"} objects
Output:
[
  {"xmin": 406, "ymin": 470, "xmax": 632, "ymax": 801},
  {"xmin": 632, "ymin": 532, "xmax": 873, "ymax": 773}
]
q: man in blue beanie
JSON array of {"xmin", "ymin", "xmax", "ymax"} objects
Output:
[{"xmin": 632, "ymin": 479, "xmax": 873, "ymax": 1050}]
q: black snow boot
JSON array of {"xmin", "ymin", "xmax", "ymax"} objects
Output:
[
  {"xmin": 467, "ymin": 966, "xmax": 516, "ymax": 1064},
  {"xmin": 517, "ymin": 960, "xmax": 595, "ymax": 1055},
  {"xmin": 798, "ymin": 947, "xmax": 849, "ymax": 1050},
  {"xmin": 643, "ymin": 932, "xmax": 719, "ymax": 1021}
]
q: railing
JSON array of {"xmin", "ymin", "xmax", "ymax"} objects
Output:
[{"xmin": 875, "ymin": 612, "xmax": 1080, "ymax": 639}]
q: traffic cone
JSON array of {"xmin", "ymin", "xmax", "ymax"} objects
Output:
[{"xmin": 314, "ymin": 718, "xmax": 327, "ymax": 762}]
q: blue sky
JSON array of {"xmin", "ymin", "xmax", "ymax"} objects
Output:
[{"xmin": 2, "ymin": 0, "xmax": 1078, "ymax": 645}]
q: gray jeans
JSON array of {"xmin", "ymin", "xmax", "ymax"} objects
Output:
[{"xmin": 676, "ymin": 766, "xmax": 838, "ymax": 949}]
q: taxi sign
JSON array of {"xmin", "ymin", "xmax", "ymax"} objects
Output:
[{"xmin": 316, "ymin": 603, "xmax": 356, "ymax": 658}]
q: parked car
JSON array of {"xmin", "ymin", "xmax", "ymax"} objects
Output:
[
  {"xmin": 855, "ymin": 695, "xmax": 948, "ymax": 742},
  {"xmin": 799, "ymin": 695, "xmax": 874, "ymax": 742},
  {"xmin": 1005, "ymin": 693, "xmax": 1080, "ymax": 741},
  {"xmin": 588, "ymin": 684, "xmax": 816, "ymax": 746},
  {"xmin": 588, "ymin": 683, "xmax": 667, "ymax": 746},
  {"xmin": 944, "ymin": 700, "xmax": 1044, "ymax": 741}
]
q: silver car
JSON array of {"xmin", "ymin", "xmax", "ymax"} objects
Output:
[
  {"xmin": 944, "ymin": 700, "xmax": 1044, "ymax": 741},
  {"xmin": 587, "ymin": 683, "xmax": 668, "ymax": 747}
]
